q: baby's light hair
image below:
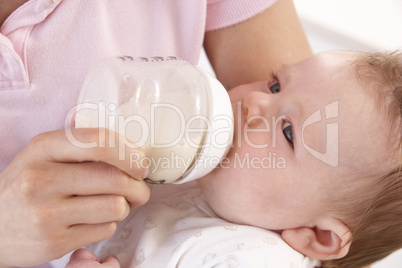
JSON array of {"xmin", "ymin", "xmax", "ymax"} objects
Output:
[{"xmin": 321, "ymin": 51, "xmax": 402, "ymax": 268}]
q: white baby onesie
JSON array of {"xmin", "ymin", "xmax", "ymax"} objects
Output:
[{"xmin": 51, "ymin": 182, "xmax": 320, "ymax": 268}]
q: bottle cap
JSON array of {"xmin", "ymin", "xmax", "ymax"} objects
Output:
[{"xmin": 174, "ymin": 67, "xmax": 233, "ymax": 184}]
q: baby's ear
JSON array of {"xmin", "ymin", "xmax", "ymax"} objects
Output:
[{"xmin": 281, "ymin": 218, "xmax": 352, "ymax": 260}]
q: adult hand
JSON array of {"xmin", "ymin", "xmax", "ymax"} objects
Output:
[
  {"xmin": 66, "ymin": 249, "xmax": 120, "ymax": 268},
  {"xmin": 0, "ymin": 128, "xmax": 150, "ymax": 267}
]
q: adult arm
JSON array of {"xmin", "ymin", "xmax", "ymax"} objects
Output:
[{"xmin": 204, "ymin": 0, "xmax": 312, "ymax": 89}]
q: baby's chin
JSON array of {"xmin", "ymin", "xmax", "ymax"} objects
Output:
[
  {"xmin": 195, "ymin": 165, "xmax": 229, "ymax": 199},
  {"xmin": 196, "ymin": 175, "xmax": 243, "ymax": 223},
  {"xmin": 197, "ymin": 174, "xmax": 225, "ymax": 207},
  {"xmin": 196, "ymin": 172, "xmax": 212, "ymax": 193}
]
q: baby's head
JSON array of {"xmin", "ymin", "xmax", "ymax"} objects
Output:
[{"xmin": 198, "ymin": 50, "xmax": 402, "ymax": 267}]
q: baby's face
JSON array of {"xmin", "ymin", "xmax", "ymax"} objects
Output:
[{"xmin": 198, "ymin": 51, "xmax": 390, "ymax": 230}]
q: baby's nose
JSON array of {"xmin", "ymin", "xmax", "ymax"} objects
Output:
[{"xmin": 242, "ymin": 91, "xmax": 273, "ymax": 124}]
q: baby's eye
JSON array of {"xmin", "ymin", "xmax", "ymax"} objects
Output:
[
  {"xmin": 268, "ymin": 82, "xmax": 280, "ymax": 94},
  {"xmin": 282, "ymin": 121, "xmax": 293, "ymax": 146}
]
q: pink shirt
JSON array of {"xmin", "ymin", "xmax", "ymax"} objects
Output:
[{"xmin": 0, "ymin": 0, "xmax": 276, "ymax": 170}]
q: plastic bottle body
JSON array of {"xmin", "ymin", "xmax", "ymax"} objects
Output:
[{"xmin": 76, "ymin": 56, "xmax": 233, "ymax": 184}]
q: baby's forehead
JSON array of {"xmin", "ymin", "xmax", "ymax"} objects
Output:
[
  {"xmin": 295, "ymin": 51, "xmax": 400, "ymax": 190},
  {"xmin": 316, "ymin": 57, "xmax": 391, "ymax": 170},
  {"xmin": 337, "ymin": 95, "xmax": 394, "ymax": 174},
  {"xmin": 290, "ymin": 51, "xmax": 362, "ymax": 95},
  {"xmin": 305, "ymin": 51, "xmax": 357, "ymax": 70},
  {"xmin": 290, "ymin": 52, "xmax": 385, "ymax": 161}
]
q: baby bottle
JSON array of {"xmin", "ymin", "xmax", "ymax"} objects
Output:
[{"xmin": 75, "ymin": 56, "xmax": 233, "ymax": 184}]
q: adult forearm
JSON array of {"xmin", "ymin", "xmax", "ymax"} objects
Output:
[{"xmin": 204, "ymin": 0, "xmax": 312, "ymax": 89}]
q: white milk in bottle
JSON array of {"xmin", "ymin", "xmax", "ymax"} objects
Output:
[{"xmin": 75, "ymin": 56, "xmax": 233, "ymax": 184}]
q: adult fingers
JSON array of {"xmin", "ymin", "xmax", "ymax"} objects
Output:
[
  {"xmin": 24, "ymin": 128, "xmax": 149, "ymax": 180},
  {"xmin": 61, "ymin": 195, "xmax": 130, "ymax": 226},
  {"xmin": 63, "ymin": 223, "xmax": 119, "ymax": 254},
  {"xmin": 44, "ymin": 161, "xmax": 150, "ymax": 208}
]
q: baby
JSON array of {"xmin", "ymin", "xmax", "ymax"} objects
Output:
[{"xmin": 58, "ymin": 50, "xmax": 401, "ymax": 268}]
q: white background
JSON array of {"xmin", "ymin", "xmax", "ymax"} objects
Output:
[{"xmin": 199, "ymin": 0, "xmax": 402, "ymax": 267}]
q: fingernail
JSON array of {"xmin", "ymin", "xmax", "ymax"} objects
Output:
[{"xmin": 142, "ymin": 167, "xmax": 149, "ymax": 180}]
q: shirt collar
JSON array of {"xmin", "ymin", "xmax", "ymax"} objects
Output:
[{"xmin": 1, "ymin": 0, "xmax": 62, "ymax": 36}]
